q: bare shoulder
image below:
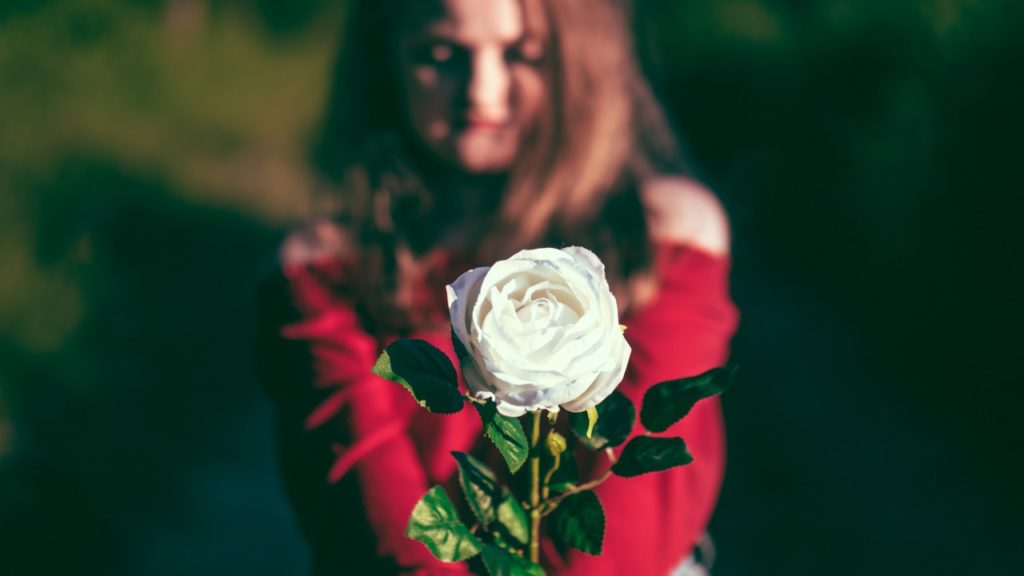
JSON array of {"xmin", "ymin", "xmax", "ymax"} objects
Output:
[
  {"xmin": 641, "ymin": 176, "xmax": 731, "ymax": 257},
  {"xmin": 278, "ymin": 218, "xmax": 355, "ymax": 267}
]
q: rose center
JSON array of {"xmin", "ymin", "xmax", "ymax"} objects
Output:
[{"xmin": 517, "ymin": 297, "xmax": 555, "ymax": 327}]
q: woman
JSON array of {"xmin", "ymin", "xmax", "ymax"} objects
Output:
[{"xmin": 260, "ymin": 0, "xmax": 738, "ymax": 574}]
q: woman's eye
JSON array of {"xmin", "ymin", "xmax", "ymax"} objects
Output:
[
  {"xmin": 507, "ymin": 40, "xmax": 545, "ymax": 65},
  {"xmin": 430, "ymin": 43, "xmax": 453, "ymax": 63},
  {"xmin": 411, "ymin": 42, "xmax": 462, "ymax": 67}
]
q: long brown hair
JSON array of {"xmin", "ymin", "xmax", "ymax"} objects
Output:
[{"xmin": 311, "ymin": 0, "xmax": 688, "ymax": 332}]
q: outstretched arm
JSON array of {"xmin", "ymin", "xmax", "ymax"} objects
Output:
[
  {"xmin": 555, "ymin": 179, "xmax": 738, "ymax": 575},
  {"xmin": 260, "ymin": 221, "xmax": 471, "ymax": 575}
]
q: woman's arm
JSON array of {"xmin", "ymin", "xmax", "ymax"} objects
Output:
[
  {"xmin": 642, "ymin": 176, "xmax": 731, "ymax": 258},
  {"xmin": 554, "ymin": 180, "xmax": 739, "ymax": 575},
  {"xmin": 260, "ymin": 221, "xmax": 471, "ymax": 575}
]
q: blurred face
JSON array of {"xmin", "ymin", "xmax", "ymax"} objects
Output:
[{"xmin": 396, "ymin": 0, "xmax": 549, "ymax": 174}]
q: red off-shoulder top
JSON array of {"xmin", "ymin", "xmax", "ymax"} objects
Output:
[{"xmin": 260, "ymin": 243, "xmax": 738, "ymax": 576}]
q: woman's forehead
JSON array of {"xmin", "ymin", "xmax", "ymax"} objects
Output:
[{"xmin": 402, "ymin": 0, "xmax": 547, "ymax": 44}]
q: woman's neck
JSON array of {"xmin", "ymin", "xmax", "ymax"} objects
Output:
[{"xmin": 426, "ymin": 167, "xmax": 507, "ymax": 251}]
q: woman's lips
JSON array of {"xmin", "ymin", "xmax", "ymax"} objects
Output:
[{"xmin": 459, "ymin": 113, "xmax": 509, "ymax": 131}]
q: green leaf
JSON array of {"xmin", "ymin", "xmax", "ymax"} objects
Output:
[
  {"xmin": 611, "ymin": 436, "xmax": 693, "ymax": 478},
  {"xmin": 568, "ymin": 391, "xmax": 635, "ymax": 450},
  {"xmin": 372, "ymin": 339, "xmax": 464, "ymax": 414},
  {"xmin": 449, "ymin": 453, "xmax": 528, "ymax": 551},
  {"xmin": 480, "ymin": 544, "xmax": 545, "ymax": 576},
  {"xmin": 450, "ymin": 327, "xmax": 470, "ymax": 363},
  {"xmin": 452, "ymin": 451, "xmax": 500, "ymax": 526},
  {"xmin": 639, "ymin": 366, "xmax": 735, "ymax": 433},
  {"xmin": 406, "ymin": 486, "xmax": 482, "ymax": 562},
  {"xmin": 548, "ymin": 490, "xmax": 605, "ymax": 555},
  {"xmin": 494, "ymin": 493, "xmax": 530, "ymax": 549},
  {"xmin": 474, "ymin": 401, "xmax": 528, "ymax": 474}
]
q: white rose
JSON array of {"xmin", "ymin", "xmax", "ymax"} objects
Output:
[{"xmin": 446, "ymin": 247, "xmax": 631, "ymax": 417}]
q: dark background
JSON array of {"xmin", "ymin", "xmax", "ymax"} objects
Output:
[{"xmin": 1, "ymin": 1, "xmax": 1020, "ymax": 574}]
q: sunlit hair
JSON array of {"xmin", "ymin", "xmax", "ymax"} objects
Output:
[{"xmin": 311, "ymin": 0, "xmax": 689, "ymax": 331}]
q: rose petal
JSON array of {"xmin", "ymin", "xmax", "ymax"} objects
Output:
[
  {"xmin": 560, "ymin": 246, "xmax": 606, "ymax": 277},
  {"xmin": 494, "ymin": 400, "xmax": 528, "ymax": 418},
  {"xmin": 447, "ymin": 266, "xmax": 490, "ymax": 350},
  {"xmin": 453, "ymin": 246, "xmax": 629, "ymax": 415},
  {"xmin": 511, "ymin": 247, "xmax": 576, "ymax": 264},
  {"xmin": 561, "ymin": 338, "xmax": 632, "ymax": 412}
]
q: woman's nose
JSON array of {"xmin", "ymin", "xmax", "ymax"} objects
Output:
[{"xmin": 466, "ymin": 48, "xmax": 510, "ymax": 116}]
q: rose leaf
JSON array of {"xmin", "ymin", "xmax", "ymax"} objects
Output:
[
  {"xmin": 493, "ymin": 493, "xmax": 530, "ymax": 551},
  {"xmin": 452, "ymin": 451, "xmax": 501, "ymax": 526},
  {"xmin": 568, "ymin": 391, "xmax": 635, "ymax": 450},
  {"xmin": 610, "ymin": 436, "xmax": 693, "ymax": 478},
  {"xmin": 639, "ymin": 366, "xmax": 736, "ymax": 433},
  {"xmin": 548, "ymin": 490, "xmax": 605, "ymax": 555},
  {"xmin": 480, "ymin": 544, "xmax": 545, "ymax": 576},
  {"xmin": 450, "ymin": 326, "xmax": 471, "ymax": 362},
  {"xmin": 474, "ymin": 401, "xmax": 529, "ymax": 474},
  {"xmin": 372, "ymin": 339, "xmax": 464, "ymax": 414},
  {"xmin": 405, "ymin": 486, "xmax": 482, "ymax": 562}
]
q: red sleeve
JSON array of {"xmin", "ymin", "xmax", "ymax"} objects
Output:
[
  {"xmin": 260, "ymin": 255, "xmax": 471, "ymax": 576},
  {"xmin": 549, "ymin": 244, "xmax": 739, "ymax": 576}
]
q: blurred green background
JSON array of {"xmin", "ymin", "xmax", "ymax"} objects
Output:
[{"xmin": 0, "ymin": 1, "xmax": 1019, "ymax": 574}]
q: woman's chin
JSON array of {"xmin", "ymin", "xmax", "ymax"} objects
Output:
[
  {"xmin": 452, "ymin": 133, "xmax": 517, "ymax": 174},
  {"xmin": 452, "ymin": 152, "xmax": 514, "ymax": 174}
]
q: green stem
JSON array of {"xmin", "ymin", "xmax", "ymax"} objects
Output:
[
  {"xmin": 529, "ymin": 410, "xmax": 542, "ymax": 564},
  {"xmin": 541, "ymin": 469, "xmax": 613, "ymax": 516},
  {"xmin": 540, "ymin": 447, "xmax": 618, "ymax": 517},
  {"xmin": 542, "ymin": 451, "xmax": 560, "ymax": 501}
]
